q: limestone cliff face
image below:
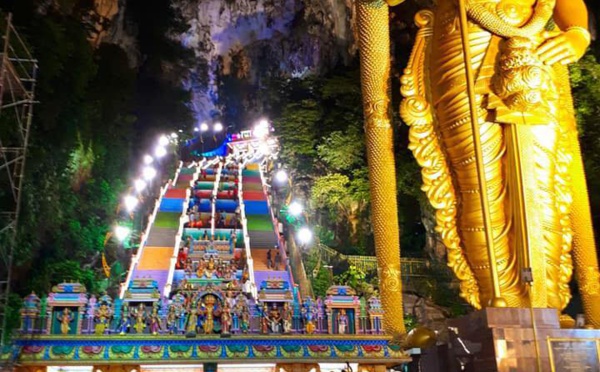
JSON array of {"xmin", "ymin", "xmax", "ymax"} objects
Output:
[
  {"xmin": 173, "ymin": 0, "xmax": 357, "ymax": 123},
  {"xmin": 89, "ymin": 0, "xmax": 120, "ymax": 46},
  {"xmin": 36, "ymin": 0, "xmax": 121, "ymax": 47}
]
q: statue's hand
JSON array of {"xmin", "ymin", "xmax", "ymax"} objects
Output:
[{"xmin": 537, "ymin": 28, "xmax": 591, "ymax": 66}]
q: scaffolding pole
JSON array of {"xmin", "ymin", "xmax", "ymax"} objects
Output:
[{"xmin": 0, "ymin": 13, "xmax": 37, "ymax": 346}]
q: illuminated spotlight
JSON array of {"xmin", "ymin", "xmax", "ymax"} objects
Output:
[
  {"xmin": 194, "ymin": 127, "xmax": 199, "ymax": 132},
  {"xmin": 123, "ymin": 195, "xmax": 138, "ymax": 212},
  {"xmin": 159, "ymin": 135, "xmax": 169, "ymax": 146},
  {"xmin": 134, "ymin": 179, "xmax": 147, "ymax": 193},
  {"xmin": 214, "ymin": 122, "xmax": 224, "ymax": 132},
  {"xmin": 288, "ymin": 201, "xmax": 303, "ymax": 216},
  {"xmin": 114, "ymin": 225, "xmax": 131, "ymax": 242},
  {"xmin": 200, "ymin": 122, "xmax": 209, "ymax": 132},
  {"xmin": 155, "ymin": 146, "xmax": 167, "ymax": 158},
  {"xmin": 143, "ymin": 155, "xmax": 153, "ymax": 165},
  {"xmin": 253, "ymin": 120, "xmax": 270, "ymax": 138},
  {"xmin": 275, "ymin": 169, "xmax": 288, "ymax": 183},
  {"xmin": 297, "ymin": 227, "xmax": 313, "ymax": 245},
  {"xmin": 143, "ymin": 166, "xmax": 157, "ymax": 181},
  {"xmin": 170, "ymin": 132, "xmax": 178, "ymax": 139}
]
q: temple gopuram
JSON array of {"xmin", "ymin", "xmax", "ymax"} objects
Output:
[{"xmin": 6, "ymin": 133, "xmax": 413, "ymax": 372}]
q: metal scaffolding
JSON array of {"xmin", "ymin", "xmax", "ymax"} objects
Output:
[{"xmin": 0, "ymin": 14, "xmax": 37, "ymax": 345}]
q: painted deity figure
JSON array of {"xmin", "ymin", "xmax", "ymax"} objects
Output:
[
  {"xmin": 337, "ymin": 309, "xmax": 348, "ymax": 335},
  {"xmin": 57, "ymin": 308, "xmax": 73, "ymax": 335},
  {"xmin": 184, "ymin": 258, "xmax": 194, "ymax": 278},
  {"xmin": 269, "ymin": 304, "xmax": 282, "ymax": 333},
  {"xmin": 118, "ymin": 304, "xmax": 131, "ymax": 335},
  {"xmin": 221, "ymin": 303, "xmax": 232, "ymax": 335},
  {"xmin": 394, "ymin": 0, "xmax": 600, "ymax": 326},
  {"xmin": 186, "ymin": 307, "xmax": 198, "ymax": 335},
  {"xmin": 240, "ymin": 305, "xmax": 250, "ymax": 333},
  {"xmin": 302, "ymin": 298, "xmax": 317, "ymax": 334},
  {"xmin": 199, "ymin": 295, "xmax": 218, "ymax": 334},
  {"xmin": 282, "ymin": 302, "xmax": 293, "ymax": 334},
  {"xmin": 94, "ymin": 303, "xmax": 112, "ymax": 335},
  {"xmin": 133, "ymin": 304, "xmax": 146, "ymax": 334},
  {"xmin": 260, "ymin": 303, "xmax": 270, "ymax": 334},
  {"xmin": 149, "ymin": 307, "xmax": 161, "ymax": 335},
  {"xmin": 166, "ymin": 306, "xmax": 178, "ymax": 334}
]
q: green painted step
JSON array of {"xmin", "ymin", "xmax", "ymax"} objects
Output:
[
  {"xmin": 242, "ymin": 170, "xmax": 260, "ymax": 177},
  {"xmin": 195, "ymin": 182, "xmax": 215, "ymax": 190},
  {"xmin": 180, "ymin": 167, "xmax": 196, "ymax": 175},
  {"xmin": 154, "ymin": 212, "xmax": 180, "ymax": 229},
  {"xmin": 246, "ymin": 215, "xmax": 273, "ymax": 231}
]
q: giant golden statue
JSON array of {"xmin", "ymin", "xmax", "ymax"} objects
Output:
[{"xmin": 355, "ymin": 0, "xmax": 600, "ymax": 333}]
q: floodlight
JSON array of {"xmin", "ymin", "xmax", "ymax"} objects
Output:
[
  {"xmin": 288, "ymin": 201, "xmax": 303, "ymax": 216},
  {"xmin": 200, "ymin": 122, "xmax": 209, "ymax": 132},
  {"xmin": 275, "ymin": 170, "xmax": 288, "ymax": 183},
  {"xmin": 134, "ymin": 179, "xmax": 147, "ymax": 193},
  {"xmin": 115, "ymin": 225, "xmax": 131, "ymax": 242},
  {"xmin": 124, "ymin": 195, "xmax": 138, "ymax": 212},
  {"xmin": 143, "ymin": 166, "xmax": 157, "ymax": 180},
  {"xmin": 159, "ymin": 135, "xmax": 169, "ymax": 146},
  {"xmin": 143, "ymin": 155, "xmax": 153, "ymax": 165},
  {"xmin": 297, "ymin": 227, "xmax": 313, "ymax": 245},
  {"xmin": 214, "ymin": 122, "xmax": 223, "ymax": 132}
]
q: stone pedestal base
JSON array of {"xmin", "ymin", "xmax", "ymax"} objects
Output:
[{"xmin": 447, "ymin": 308, "xmax": 600, "ymax": 372}]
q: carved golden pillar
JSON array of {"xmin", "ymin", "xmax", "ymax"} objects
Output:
[{"xmin": 355, "ymin": 0, "xmax": 406, "ymax": 337}]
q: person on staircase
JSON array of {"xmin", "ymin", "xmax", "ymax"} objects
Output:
[
  {"xmin": 267, "ymin": 249, "xmax": 273, "ymax": 269},
  {"xmin": 274, "ymin": 250, "xmax": 282, "ymax": 271}
]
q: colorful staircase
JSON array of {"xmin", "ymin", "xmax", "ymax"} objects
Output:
[
  {"xmin": 120, "ymin": 163, "xmax": 196, "ymax": 301},
  {"xmin": 171, "ymin": 159, "xmax": 251, "ymax": 291},
  {"xmin": 241, "ymin": 163, "xmax": 293, "ymax": 302}
]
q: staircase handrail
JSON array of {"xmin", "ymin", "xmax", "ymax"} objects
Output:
[
  {"xmin": 120, "ymin": 161, "xmax": 183, "ymax": 299},
  {"xmin": 316, "ymin": 242, "xmax": 429, "ymax": 277},
  {"xmin": 163, "ymin": 160, "xmax": 204, "ymax": 297}
]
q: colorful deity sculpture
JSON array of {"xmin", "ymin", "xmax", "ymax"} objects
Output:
[
  {"xmin": 94, "ymin": 302, "xmax": 112, "ymax": 335},
  {"xmin": 221, "ymin": 303, "xmax": 232, "ymax": 335},
  {"xmin": 240, "ymin": 305, "xmax": 250, "ymax": 334},
  {"xmin": 118, "ymin": 303, "xmax": 131, "ymax": 335},
  {"xmin": 260, "ymin": 303, "xmax": 270, "ymax": 334},
  {"xmin": 269, "ymin": 304, "xmax": 282, "ymax": 333},
  {"xmin": 302, "ymin": 297, "xmax": 317, "ymax": 335},
  {"xmin": 282, "ymin": 302, "xmax": 293, "ymax": 334},
  {"xmin": 57, "ymin": 308, "xmax": 73, "ymax": 335},
  {"xmin": 133, "ymin": 304, "xmax": 146, "ymax": 334},
  {"xmin": 149, "ymin": 306, "xmax": 161, "ymax": 335},
  {"xmin": 186, "ymin": 307, "xmax": 198, "ymax": 335},
  {"xmin": 337, "ymin": 309, "xmax": 349, "ymax": 335},
  {"xmin": 199, "ymin": 295, "xmax": 218, "ymax": 334},
  {"xmin": 166, "ymin": 305, "xmax": 178, "ymax": 334}
]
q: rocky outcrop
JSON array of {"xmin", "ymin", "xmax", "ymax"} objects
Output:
[
  {"xmin": 173, "ymin": 0, "xmax": 356, "ymax": 122},
  {"xmin": 105, "ymin": 0, "xmax": 139, "ymax": 67},
  {"xmin": 404, "ymin": 292, "xmax": 451, "ymax": 344}
]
